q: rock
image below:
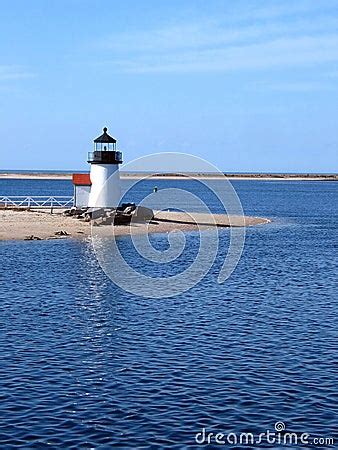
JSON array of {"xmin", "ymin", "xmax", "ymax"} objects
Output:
[
  {"xmin": 133, "ymin": 206, "xmax": 154, "ymax": 222},
  {"xmin": 114, "ymin": 213, "xmax": 131, "ymax": 225},
  {"xmin": 55, "ymin": 230, "xmax": 70, "ymax": 236},
  {"xmin": 123, "ymin": 206, "xmax": 135, "ymax": 214},
  {"xmin": 117, "ymin": 203, "xmax": 136, "ymax": 212},
  {"xmin": 24, "ymin": 235, "xmax": 42, "ymax": 241},
  {"xmin": 63, "ymin": 207, "xmax": 87, "ymax": 217}
]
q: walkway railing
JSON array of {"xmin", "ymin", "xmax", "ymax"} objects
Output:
[{"xmin": 0, "ymin": 196, "xmax": 74, "ymax": 209}]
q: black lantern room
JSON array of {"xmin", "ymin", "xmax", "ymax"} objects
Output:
[{"xmin": 88, "ymin": 127, "xmax": 123, "ymax": 164}]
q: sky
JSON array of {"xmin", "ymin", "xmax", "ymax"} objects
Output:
[{"xmin": 0, "ymin": 0, "xmax": 338, "ymax": 173}]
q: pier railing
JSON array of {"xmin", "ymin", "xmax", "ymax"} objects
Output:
[{"xmin": 0, "ymin": 196, "xmax": 74, "ymax": 209}]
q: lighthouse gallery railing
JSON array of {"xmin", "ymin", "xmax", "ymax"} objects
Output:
[{"xmin": 0, "ymin": 196, "xmax": 74, "ymax": 208}]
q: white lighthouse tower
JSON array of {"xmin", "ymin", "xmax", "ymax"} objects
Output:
[{"xmin": 87, "ymin": 127, "xmax": 123, "ymax": 209}]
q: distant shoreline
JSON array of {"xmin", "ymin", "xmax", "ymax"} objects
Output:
[{"xmin": 0, "ymin": 172, "xmax": 337, "ymax": 181}]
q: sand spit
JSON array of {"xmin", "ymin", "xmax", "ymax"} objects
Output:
[
  {"xmin": 0, "ymin": 209, "xmax": 269, "ymax": 241},
  {"xmin": 153, "ymin": 210, "xmax": 268, "ymax": 227},
  {"xmin": 0, "ymin": 172, "xmax": 337, "ymax": 181},
  {"xmin": 0, "ymin": 173, "xmax": 72, "ymax": 180}
]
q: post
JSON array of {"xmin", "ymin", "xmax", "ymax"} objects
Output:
[{"xmin": 50, "ymin": 198, "xmax": 53, "ymax": 214}]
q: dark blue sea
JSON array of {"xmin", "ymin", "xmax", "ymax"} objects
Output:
[{"xmin": 0, "ymin": 178, "xmax": 337, "ymax": 449}]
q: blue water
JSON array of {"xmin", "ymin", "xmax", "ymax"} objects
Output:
[
  {"xmin": 0, "ymin": 178, "xmax": 73, "ymax": 197},
  {"xmin": 0, "ymin": 179, "xmax": 337, "ymax": 448}
]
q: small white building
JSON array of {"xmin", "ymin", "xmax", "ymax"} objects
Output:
[{"xmin": 72, "ymin": 173, "xmax": 91, "ymax": 208}]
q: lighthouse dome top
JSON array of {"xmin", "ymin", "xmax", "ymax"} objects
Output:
[
  {"xmin": 89, "ymin": 126, "xmax": 122, "ymax": 164},
  {"xmin": 94, "ymin": 127, "xmax": 117, "ymax": 144}
]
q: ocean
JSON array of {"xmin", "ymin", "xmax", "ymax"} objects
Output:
[{"xmin": 0, "ymin": 179, "xmax": 337, "ymax": 448}]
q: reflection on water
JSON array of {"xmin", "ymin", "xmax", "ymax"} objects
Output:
[{"xmin": 0, "ymin": 181, "xmax": 337, "ymax": 448}]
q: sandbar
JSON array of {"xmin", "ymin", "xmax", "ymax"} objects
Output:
[{"xmin": 0, "ymin": 209, "xmax": 269, "ymax": 241}]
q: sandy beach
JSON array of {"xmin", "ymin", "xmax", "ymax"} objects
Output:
[{"xmin": 0, "ymin": 208, "xmax": 269, "ymax": 241}]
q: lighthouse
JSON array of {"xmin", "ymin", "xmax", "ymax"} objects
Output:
[{"xmin": 87, "ymin": 127, "xmax": 123, "ymax": 209}]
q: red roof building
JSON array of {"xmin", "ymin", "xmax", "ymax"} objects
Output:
[
  {"xmin": 72, "ymin": 173, "xmax": 91, "ymax": 186},
  {"xmin": 72, "ymin": 173, "xmax": 91, "ymax": 207}
]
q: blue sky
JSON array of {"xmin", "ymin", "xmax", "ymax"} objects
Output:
[{"xmin": 1, "ymin": 0, "xmax": 338, "ymax": 172}]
